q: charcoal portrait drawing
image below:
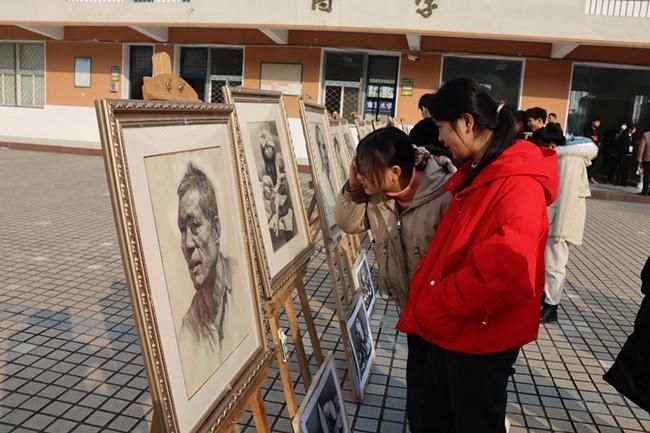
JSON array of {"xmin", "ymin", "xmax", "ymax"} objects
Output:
[
  {"xmin": 248, "ymin": 121, "xmax": 297, "ymax": 251},
  {"xmin": 145, "ymin": 150, "xmax": 249, "ymax": 398}
]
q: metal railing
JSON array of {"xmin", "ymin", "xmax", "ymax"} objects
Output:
[{"xmin": 585, "ymin": 0, "xmax": 650, "ymax": 17}]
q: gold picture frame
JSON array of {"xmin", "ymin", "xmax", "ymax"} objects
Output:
[
  {"xmin": 223, "ymin": 86, "xmax": 314, "ymax": 298},
  {"xmin": 95, "ymin": 99, "xmax": 271, "ymax": 433},
  {"xmin": 299, "ymin": 99, "xmax": 341, "ymax": 242}
]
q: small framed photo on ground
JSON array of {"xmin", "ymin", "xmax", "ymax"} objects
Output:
[
  {"xmin": 353, "ymin": 250, "xmax": 376, "ymax": 316},
  {"xmin": 299, "ymin": 99, "xmax": 341, "ymax": 241},
  {"xmin": 293, "ymin": 353, "xmax": 349, "ymax": 433},
  {"xmin": 346, "ymin": 294, "xmax": 375, "ymax": 400},
  {"xmin": 223, "ymin": 86, "xmax": 313, "ymax": 297},
  {"xmin": 95, "ymin": 99, "xmax": 269, "ymax": 433}
]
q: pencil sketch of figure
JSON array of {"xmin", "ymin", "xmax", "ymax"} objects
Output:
[
  {"xmin": 331, "ymin": 133, "xmax": 347, "ymax": 183},
  {"xmin": 249, "ymin": 121, "xmax": 297, "ymax": 251},
  {"xmin": 352, "ymin": 316, "xmax": 372, "ymax": 374},
  {"xmin": 315, "ymin": 124, "xmax": 337, "ymax": 195},
  {"xmin": 177, "ymin": 162, "xmax": 232, "ymax": 351},
  {"xmin": 343, "ymin": 130, "xmax": 356, "ymax": 162}
]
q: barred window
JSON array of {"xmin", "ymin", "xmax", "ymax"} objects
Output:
[
  {"xmin": 179, "ymin": 47, "xmax": 243, "ymax": 103},
  {"xmin": 0, "ymin": 42, "xmax": 44, "ymax": 107}
]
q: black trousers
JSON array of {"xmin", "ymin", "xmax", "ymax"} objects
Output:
[{"xmin": 407, "ymin": 335, "xmax": 519, "ymax": 433}]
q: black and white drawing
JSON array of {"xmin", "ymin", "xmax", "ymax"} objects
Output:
[
  {"xmin": 346, "ymin": 295, "xmax": 375, "ymax": 397},
  {"xmin": 296, "ymin": 355, "xmax": 349, "ymax": 433},
  {"xmin": 248, "ymin": 120, "xmax": 297, "ymax": 251},
  {"xmin": 353, "ymin": 251, "xmax": 376, "ymax": 316}
]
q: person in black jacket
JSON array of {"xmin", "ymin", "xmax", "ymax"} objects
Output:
[
  {"xmin": 583, "ymin": 116, "xmax": 601, "ymax": 183},
  {"xmin": 604, "ymin": 254, "xmax": 650, "ymax": 414}
]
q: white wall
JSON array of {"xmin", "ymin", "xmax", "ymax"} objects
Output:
[
  {"xmin": 4, "ymin": 0, "xmax": 650, "ymax": 48},
  {"xmin": 0, "ymin": 105, "xmax": 100, "ymax": 148},
  {"xmin": 0, "ymin": 104, "xmax": 314, "ymax": 166}
]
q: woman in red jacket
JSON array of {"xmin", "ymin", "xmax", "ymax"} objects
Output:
[{"xmin": 397, "ymin": 78, "xmax": 559, "ymax": 433}]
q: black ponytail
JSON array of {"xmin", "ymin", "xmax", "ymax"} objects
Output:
[{"xmin": 426, "ymin": 78, "xmax": 517, "ymax": 192}]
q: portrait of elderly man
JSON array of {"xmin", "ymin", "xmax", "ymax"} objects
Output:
[
  {"xmin": 255, "ymin": 124, "xmax": 296, "ymax": 251},
  {"xmin": 176, "ymin": 163, "xmax": 234, "ymax": 373}
]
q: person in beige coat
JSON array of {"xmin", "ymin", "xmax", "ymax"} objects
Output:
[
  {"xmin": 637, "ymin": 130, "xmax": 650, "ymax": 196},
  {"xmin": 533, "ymin": 126, "xmax": 598, "ymax": 323},
  {"xmin": 334, "ymin": 126, "xmax": 454, "ymax": 432}
]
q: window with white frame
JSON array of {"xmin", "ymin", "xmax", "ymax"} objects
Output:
[
  {"xmin": 323, "ymin": 52, "xmax": 364, "ymax": 122},
  {"xmin": 0, "ymin": 42, "xmax": 45, "ymax": 107}
]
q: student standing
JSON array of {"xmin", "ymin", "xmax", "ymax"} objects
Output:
[
  {"xmin": 334, "ymin": 126, "xmax": 454, "ymax": 432},
  {"xmin": 398, "ymin": 78, "xmax": 558, "ymax": 433}
]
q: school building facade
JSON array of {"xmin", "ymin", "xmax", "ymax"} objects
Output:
[{"xmin": 2, "ymin": 0, "xmax": 650, "ymax": 162}]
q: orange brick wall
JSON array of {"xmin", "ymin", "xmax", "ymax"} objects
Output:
[
  {"xmin": 396, "ymin": 53, "xmax": 442, "ymax": 124},
  {"xmin": 46, "ymin": 42, "xmax": 123, "ymax": 107},
  {"xmin": 521, "ymin": 59, "xmax": 573, "ymax": 128},
  {"xmin": 243, "ymin": 46, "xmax": 321, "ymax": 117}
]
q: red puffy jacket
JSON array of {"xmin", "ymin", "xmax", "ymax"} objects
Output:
[{"xmin": 397, "ymin": 140, "xmax": 558, "ymax": 354}]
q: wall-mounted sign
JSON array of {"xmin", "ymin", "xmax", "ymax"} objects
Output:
[
  {"xmin": 110, "ymin": 65, "xmax": 120, "ymax": 93},
  {"xmin": 74, "ymin": 57, "xmax": 92, "ymax": 88},
  {"xmin": 260, "ymin": 62, "xmax": 303, "ymax": 96},
  {"xmin": 401, "ymin": 78, "xmax": 414, "ymax": 96}
]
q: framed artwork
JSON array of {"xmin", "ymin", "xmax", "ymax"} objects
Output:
[
  {"xmin": 299, "ymin": 99, "xmax": 340, "ymax": 241},
  {"xmin": 96, "ymin": 100, "xmax": 270, "ymax": 433},
  {"xmin": 346, "ymin": 294, "xmax": 375, "ymax": 400},
  {"xmin": 223, "ymin": 86, "xmax": 313, "ymax": 297},
  {"xmin": 74, "ymin": 57, "xmax": 92, "ymax": 88},
  {"xmin": 353, "ymin": 250, "xmax": 376, "ymax": 317},
  {"xmin": 260, "ymin": 62, "xmax": 303, "ymax": 96},
  {"xmin": 328, "ymin": 118, "xmax": 351, "ymax": 188},
  {"xmin": 340, "ymin": 122, "xmax": 358, "ymax": 165},
  {"xmin": 293, "ymin": 353, "xmax": 350, "ymax": 433},
  {"xmin": 354, "ymin": 118, "xmax": 374, "ymax": 140}
]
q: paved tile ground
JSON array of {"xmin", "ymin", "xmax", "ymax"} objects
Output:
[{"xmin": 1, "ymin": 148, "xmax": 649, "ymax": 433}]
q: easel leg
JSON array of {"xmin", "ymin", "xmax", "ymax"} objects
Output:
[
  {"xmin": 250, "ymin": 389, "xmax": 270, "ymax": 433},
  {"xmin": 268, "ymin": 314, "xmax": 298, "ymax": 418},
  {"xmin": 149, "ymin": 411, "xmax": 160, "ymax": 433},
  {"xmin": 295, "ymin": 278, "xmax": 324, "ymax": 365},
  {"xmin": 284, "ymin": 297, "xmax": 312, "ymax": 389}
]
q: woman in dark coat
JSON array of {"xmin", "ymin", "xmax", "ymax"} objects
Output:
[{"xmin": 604, "ymin": 253, "xmax": 650, "ymax": 414}]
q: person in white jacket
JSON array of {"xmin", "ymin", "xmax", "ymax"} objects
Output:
[{"xmin": 531, "ymin": 125, "xmax": 599, "ymax": 323}]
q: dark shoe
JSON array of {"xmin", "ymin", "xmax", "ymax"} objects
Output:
[{"xmin": 540, "ymin": 303, "xmax": 558, "ymax": 324}]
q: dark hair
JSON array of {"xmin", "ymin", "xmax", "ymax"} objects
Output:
[
  {"xmin": 592, "ymin": 116, "xmax": 601, "ymax": 122},
  {"xmin": 514, "ymin": 110, "xmax": 527, "ymax": 124},
  {"xmin": 356, "ymin": 127, "xmax": 415, "ymax": 188},
  {"xmin": 525, "ymin": 107, "xmax": 548, "ymax": 123},
  {"xmin": 426, "ymin": 78, "xmax": 516, "ymax": 192},
  {"xmin": 418, "ymin": 93, "xmax": 435, "ymax": 110},
  {"xmin": 549, "ymin": 112, "xmax": 558, "ymax": 118},
  {"xmin": 408, "ymin": 118, "xmax": 453, "ymax": 159},
  {"xmin": 529, "ymin": 123, "xmax": 566, "ymax": 147}
]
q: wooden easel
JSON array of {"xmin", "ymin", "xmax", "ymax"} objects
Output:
[
  {"xmin": 149, "ymin": 356, "xmax": 273, "ymax": 433},
  {"xmin": 265, "ymin": 267, "xmax": 324, "ymax": 419},
  {"xmin": 144, "ymin": 52, "xmax": 272, "ymax": 433}
]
